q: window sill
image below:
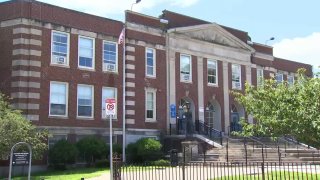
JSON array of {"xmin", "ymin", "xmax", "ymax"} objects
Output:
[
  {"xmin": 103, "ymin": 70, "xmax": 119, "ymax": 75},
  {"xmin": 146, "ymin": 75, "xmax": 156, "ymax": 79},
  {"xmin": 77, "ymin": 117, "xmax": 94, "ymax": 120},
  {"xmin": 78, "ymin": 67, "xmax": 95, "ymax": 72},
  {"xmin": 102, "ymin": 118, "xmax": 118, "ymax": 121},
  {"xmin": 50, "ymin": 63, "xmax": 70, "ymax": 68},
  {"xmin": 145, "ymin": 120, "xmax": 157, "ymax": 123},
  {"xmin": 180, "ymin": 80, "xmax": 192, "ymax": 84},
  {"xmin": 208, "ymin": 83, "xmax": 218, "ymax": 87},
  {"xmin": 232, "ymin": 87, "xmax": 242, "ymax": 91},
  {"xmin": 48, "ymin": 115, "xmax": 68, "ymax": 119}
]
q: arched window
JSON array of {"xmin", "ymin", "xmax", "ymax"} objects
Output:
[{"xmin": 205, "ymin": 103, "xmax": 215, "ymax": 128}]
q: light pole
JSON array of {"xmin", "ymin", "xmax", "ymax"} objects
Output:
[
  {"xmin": 265, "ymin": 37, "xmax": 275, "ymax": 45},
  {"xmin": 131, "ymin": 0, "xmax": 141, "ymax": 11}
]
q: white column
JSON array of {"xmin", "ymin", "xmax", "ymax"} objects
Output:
[
  {"xmin": 197, "ymin": 57, "xmax": 205, "ymax": 122},
  {"xmin": 223, "ymin": 61, "xmax": 230, "ymax": 133}
]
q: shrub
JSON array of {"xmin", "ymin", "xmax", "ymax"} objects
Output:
[
  {"xmin": 76, "ymin": 136, "xmax": 108, "ymax": 164},
  {"xmin": 48, "ymin": 139, "xmax": 78, "ymax": 170},
  {"xmin": 95, "ymin": 159, "xmax": 109, "ymax": 168},
  {"xmin": 126, "ymin": 142, "xmax": 139, "ymax": 162},
  {"xmin": 136, "ymin": 138, "xmax": 163, "ymax": 162},
  {"xmin": 152, "ymin": 159, "xmax": 170, "ymax": 167}
]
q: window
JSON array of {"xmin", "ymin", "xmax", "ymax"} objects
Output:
[
  {"xmin": 78, "ymin": 36, "xmax": 94, "ymax": 69},
  {"xmin": 287, "ymin": 75, "xmax": 294, "ymax": 86},
  {"xmin": 232, "ymin": 64, "xmax": 241, "ymax": 89},
  {"xmin": 180, "ymin": 54, "xmax": 192, "ymax": 82},
  {"xmin": 276, "ymin": 73, "xmax": 283, "ymax": 84},
  {"xmin": 103, "ymin": 41, "xmax": 117, "ymax": 72},
  {"xmin": 207, "ymin": 60, "xmax": 218, "ymax": 85},
  {"xmin": 102, "ymin": 87, "xmax": 117, "ymax": 119},
  {"xmin": 145, "ymin": 89, "xmax": 156, "ymax": 121},
  {"xmin": 146, "ymin": 48, "xmax": 156, "ymax": 77},
  {"xmin": 77, "ymin": 85, "xmax": 93, "ymax": 118},
  {"xmin": 49, "ymin": 82, "xmax": 68, "ymax": 116},
  {"xmin": 257, "ymin": 68, "xmax": 264, "ymax": 86},
  {"xmin": 51, "ymin": 31, "xmax": 69, "ymax": 66}
]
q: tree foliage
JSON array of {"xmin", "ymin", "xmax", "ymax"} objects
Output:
[
  {"xmin": 233, "ymin": 69, "xmax": 320, "ymax": 147},
  {"xmin": 0, "ymin": 93, "xmax": 49, "ymax": 159}
]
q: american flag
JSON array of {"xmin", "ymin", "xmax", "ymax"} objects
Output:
[{"xmin": 118, "ymin": 28, "xmax": 125, "ymax": 44}]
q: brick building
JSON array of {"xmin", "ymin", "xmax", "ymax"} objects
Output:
[{"xmin": 0, "ymin": 0, "xmax": 313, "ymax": 149}]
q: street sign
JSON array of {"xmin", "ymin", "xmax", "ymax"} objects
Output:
[
  {"xmin": 12, "ymin": 152, "xmax": 29, "ymax": 166},
  {"xmin": 170, "ymin": 104, "xmax": 176, "ymax": 118},
  {"xmin": 105, "ymin": 98, "xmax": 116, "ymax": 116}
]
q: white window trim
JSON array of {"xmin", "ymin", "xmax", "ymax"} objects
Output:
[
  {"xmin": 77, "ymin": 84, "xmax": 94, "ymax": 119},
  {"xmin": 101, "ymin": 87, "xmax": 117, "ymax": 120},
  {"xmin": 232, "ymin": 64, "xmax": 242, "ymax": 90},
  {"xmin": 102, "ymin": 40, "xmax": 118, "ymax": 73},
  {"xmin": 49, "ymin": 81, "xmax": 68, "ymax": 117},
  {"xmin": 78, "ymin": 36, "xmax": 95, "ymax": 70},
  {"xmin": 145, "ymin": 47, "xmax": 156, "ymax": 78},
  {"xmin": 287, "ymin": 74, "xmax": 295, "ymax": 85},
  {"xmin": 257, "ymin": 68, "xmax": 264, "ymax": 86},
  {"xmin": 207, "ymin": 59, "xmax": 218, "ymax": 86},
  {"xmin": 276, "ymin": 72, "xmax": 284, "ymax": 83},
  {"xmin": 145, "ymin": 88, "xmax": 157, "ymax": 122},
  {"xmin": 180, "ymin": 54, "xmax": 192, "ymax": 83},
  {"xmin": 51, "ymin": 30, "xmax": 70, "ymax": 67}
]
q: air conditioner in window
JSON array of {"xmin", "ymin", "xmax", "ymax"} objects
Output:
[
  {"xmin": 55, "ymin": 56, "xmax": 66, "ymax": 64},
  {"xmin": 107, "ymin": 64, "xmax": 116, "ymax": 71},
  {"xmin": 182, "ymin": 74, "xmax": 190, "ymax": 81},
  {"xmin": 232, "ymin": 82, "xmax": 241, "ymax": 89}
]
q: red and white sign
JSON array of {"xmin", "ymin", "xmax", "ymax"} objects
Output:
[{"xmin": 105, "ymin": 98, "xmax": 116, "ymax": 116}]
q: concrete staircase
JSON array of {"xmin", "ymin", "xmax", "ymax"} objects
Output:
[{"xmin": 190, "ymin": 136, "xmax": 320, "ymax": 164}]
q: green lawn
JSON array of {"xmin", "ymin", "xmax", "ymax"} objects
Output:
[
  {"xmin": 1, "ymin": 167, "xmax": 109, "ymax": 180},
  {"xmin": 214, "ymin": 171, "xmax": 320, "ymax": 180}
]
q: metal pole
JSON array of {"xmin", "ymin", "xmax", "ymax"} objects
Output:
[
  {"xmin": 110, "ymin": 115, "xmax": 113, "ymax": 180},
  {"xmin": 122, "ymin": 24, "xmax": 126, "ymax": 163}
]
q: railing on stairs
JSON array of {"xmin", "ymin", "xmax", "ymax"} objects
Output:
[{"xmin": 195, "ymin": 120, "xmax": 223, "ymax": 145}]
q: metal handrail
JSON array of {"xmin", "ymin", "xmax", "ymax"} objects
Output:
[{"xmin": 195, "ymin": 120, "xmax": 223, "ymax": 145}]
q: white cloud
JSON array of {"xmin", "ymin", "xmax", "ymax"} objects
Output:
[
  {"xmin": 38, "ymin": 0, "xmax": 199, "ymax": 17},
  {"xmin": 273, "ymin": 33, "xmax": 320, "ymax": 71}
]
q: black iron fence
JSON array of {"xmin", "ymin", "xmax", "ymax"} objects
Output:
[{"xmin": 116, "ymin": 162, "xmax": 320, "ymax": 180}]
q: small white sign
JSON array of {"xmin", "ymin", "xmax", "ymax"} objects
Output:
[{"xmin": 105, "ymin": 98, "xmax": 116, "ymax": 116}]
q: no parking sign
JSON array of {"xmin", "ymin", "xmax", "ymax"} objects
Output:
[{"xmin": 105, "ymin": 98, "xmax": 116, "ymax": 116}]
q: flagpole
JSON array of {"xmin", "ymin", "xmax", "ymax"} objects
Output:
[{"xmin": 122, "ymin": 25, "xmax": 126, "ymax": 163}]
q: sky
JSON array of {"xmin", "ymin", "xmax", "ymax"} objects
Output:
[{"xmin": 1, "ymin": 0, "xmax": 319, "ymax": 73}]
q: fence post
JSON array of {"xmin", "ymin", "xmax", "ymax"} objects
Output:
[
  {"xmin": 278, "ymin": 145, "xmax": 281, "ymax": 164},
  {"xmin": 226, "ymin": 138, "xmax": 229, "ymax": 163},
  {"xmin": 261, "ymin": 146, "xmax": 265, "ymax": 164},
  {"xmin": 245, "ymin": 143, "xmax": 248, "ymax": 165},
  {"xmin": 220, "ymin": 132, "xmax": 223, "ymax": 145},
  {"xmin": 261, "ymin": 162, "xmax": 265, "ymax": 180},
  {"xmin": 182, "ymin": 146, "xmax": 186, "ymax": 180}
]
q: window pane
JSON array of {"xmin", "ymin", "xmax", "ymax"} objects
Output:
[
  {"xmin": 79, "ymin": 37, "xmax": 93, "ymax": 68},
  {"xmin": 180, "ymin": 55, "xmax": 191, "ymax": 74},
  {"xmin": 146, "ymin": 48, "xmax": 155, "ymax": 76},
  {"xmin": 103, "ymin": 42, "xmax": 117, "ymax": 71},
  {"xmin": 50, "ymin": 82, "xmax": 67, "ymax": 116},
  {"xmin": 52, "ymin": 32, "xmax": 68, "ymax": 65},
  {"xmin": 78, "ymin": 85, "xmax": 92, "ymax": 117}
]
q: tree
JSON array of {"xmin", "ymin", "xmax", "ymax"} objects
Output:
[
  {"xmin": 0, "ymin": 93, "xmax": 49, "ymax": 159},
  {"xmin": 233, "ymin": 69, "xmax": 320, "ymax": 147}
]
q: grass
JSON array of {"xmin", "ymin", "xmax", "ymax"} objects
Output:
[
  {"xmin": 1, "ymin": 167, "xmax": 110, "ymax": 180},
  {"xmin": 214, "ymin": 171, "xmax": 320, "ymax": 180}
]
